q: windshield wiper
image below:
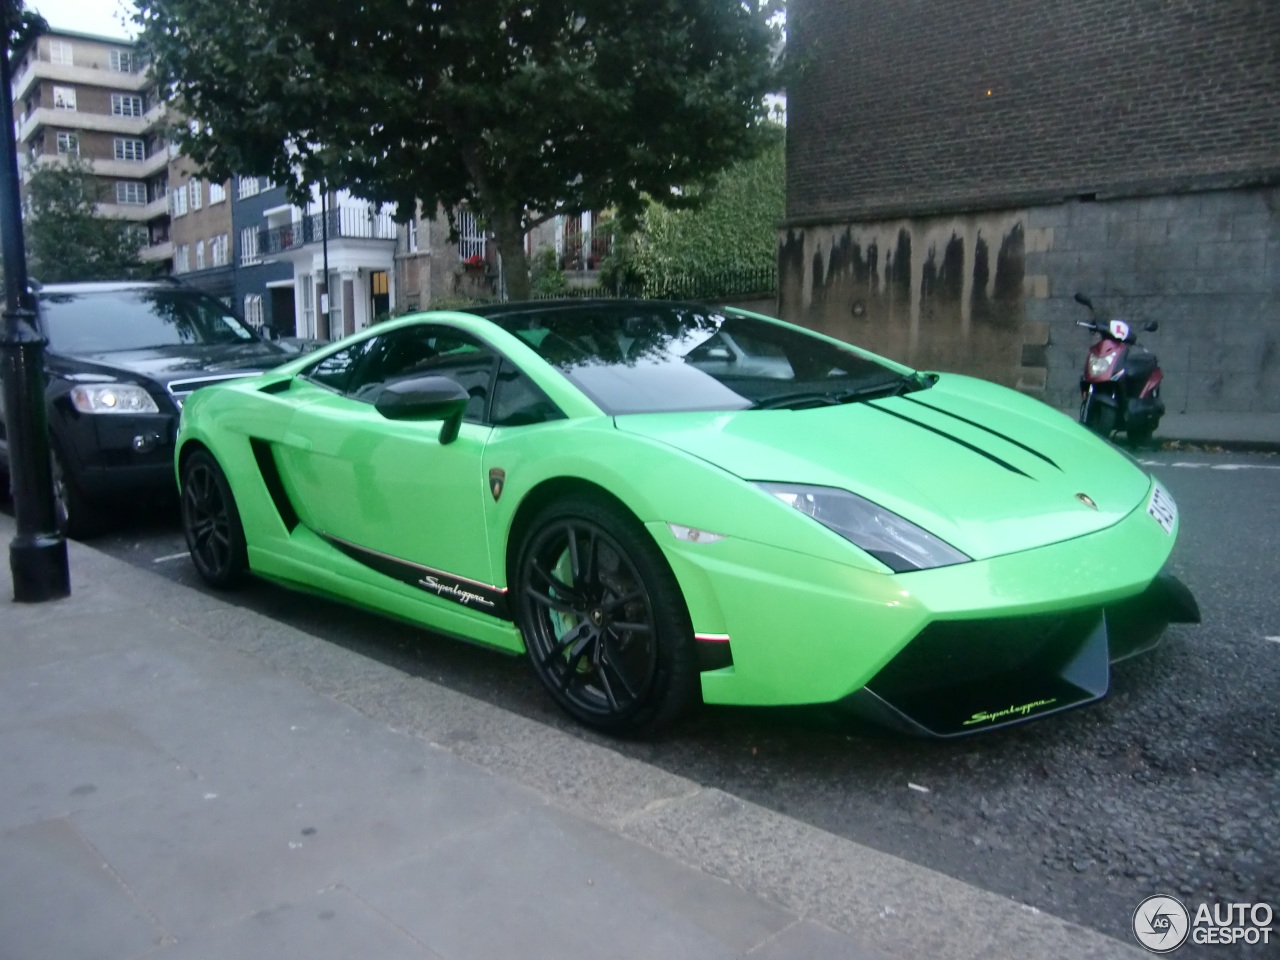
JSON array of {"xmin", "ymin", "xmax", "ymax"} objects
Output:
[{"xmin": 752, "ymin": 375, "xmax": 919, "ymax": 410}]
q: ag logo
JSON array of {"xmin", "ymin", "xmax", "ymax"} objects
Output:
[
  {"xmin": 489, "ymin": 467, "xmax": 506, "ymax": 502},
  {"xmin": 1133, "ymin": 895, "xmax": 1190, "ymax": 953}
]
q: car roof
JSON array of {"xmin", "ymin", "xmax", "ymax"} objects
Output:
[
  {"xmin": 462, "ymin": 298, "xmax": 719, "ymax": 319},
  {"xmin": 35, "ymin": 281, "xmax": 188, "ymax": 295}
]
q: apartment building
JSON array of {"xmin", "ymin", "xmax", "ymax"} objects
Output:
[
  {"xmin": 11, "ymin": 28, "xmax": 172, "ymax": 266},
  {"xmin": 241, "ymin": 180, "xmax": 398, "ymax": 340},
  {"xmin": 169, "ymin": 160, "xmax": 234, "ymax": 300}
]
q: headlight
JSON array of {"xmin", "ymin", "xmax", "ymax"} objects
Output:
[
  {"xmin": 757, "ymin": 482, "xmax": 969, "ymax": 572},
  {"xmin": 1088, "ymin": 354, "xmax": 1117, "ymax": 378},
  {"xmin": 69, "ymin": 384, "xmax": 159, "ymax": 414}
]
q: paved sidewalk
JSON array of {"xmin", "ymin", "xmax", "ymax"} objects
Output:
[
  {"xmin": 0, "ymin": 514, "xmax": 1142, "ymax": 960},
  {"xmin": 1154, "ymin": 411, "xmax": 1280, "ymax": 451},
  {"xmin": 1050, "ymin": 409, "xmax": 1280, "ymax": 452}
]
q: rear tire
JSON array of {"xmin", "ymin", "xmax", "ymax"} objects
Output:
[
  {"xmin": 515, "ymin": 495, "xmax": 699, "ymax": 737},
  {"xmin": 1126, "ymin": 425, "xmax": 1156, "ymax": 449},
  {"xmin": 180, "ymin": 449, "xmax": 248, "ymax": 589}
]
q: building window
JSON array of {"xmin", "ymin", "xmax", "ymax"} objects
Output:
[
  {"xmin": 171, "ymin": 186, "xmax": 187, "ymax": 216},
  {"xmin": 174, "ymin": 244, "xmax": 190, "ymax": 273},
  {"xmin": 300, "ymin": 275, "xmax": 314, "ymax": 333},
  {"xmin": 114, "ymin": 138, "xmax": 145, "ymax": 161},
  {"xmin": 52, "ymin": 86, "xmax": 76, "ymax": 110},
  {"xmin": 457, "ymin": 210, "xmax": 486, "ymax": 261},
  {"xmin": 195, "ymin": 240, "xmax": 205, "ymax": 271},
  {"xmin": 243, "ymin": 294, "xmax": 264, "ymax": 329},
  {"xmin": 208, "ymin": 181, "xmax": 226, "ymax": 204},
  {"xmin": 407, "ymin": 218, "xmax": 418, "ymax": 253},
  {"xmin": 109, "ymin": 49, "xmax": 135, "ymax": 73},
  {"xmin": 111, "ymin": 94, "xmax": 144, "ymax": 118},
  {"xmin": 189, "ymin": 179, "xmax": 202, "ymax": 210},
  {"xmin": 55, "ymin": 132, "xmax": 78, "ymax": 156},
  {"xmin": 238, "ymin": 176, "xmax": 260, "ymax": 199},
  {"xmin": 210, "ymin": 234, "xmax": 229, "ymax": 266},
  {"xmin": 49, "ymin": 41, "xmax": 72, "ymax": 65},
  {"xmin": 240, "ymin": 226, "xmax": 260, "ymax": 265},
  {"xmin": 116, "ymin": 181, "xmax": 146, "ymax": 205}
]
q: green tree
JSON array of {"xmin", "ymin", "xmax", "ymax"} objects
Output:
[
  {"xmin": 634, "ymin": 123, "xmax": 784, "ymax": 286},
  {"xmin": 26, "ymin": 156, "xmax": 144, "ymax": 283},
  {"xmin": 137, "ymin": 0, "xmax": 780, "ymax": 298}
]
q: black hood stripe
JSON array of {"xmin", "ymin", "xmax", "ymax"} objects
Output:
[
  {"xmin": 899, "ymin": 396, "xmax": 1061, "ymax": 470},
  {"xmin": 865, "ymin": 404, "xmax": 1032, "ymax": 478}
]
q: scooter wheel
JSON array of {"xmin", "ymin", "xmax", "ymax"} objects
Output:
[{"xmin": 1082, "ymin": 403, "xmax": 1116, "ymax": 439}]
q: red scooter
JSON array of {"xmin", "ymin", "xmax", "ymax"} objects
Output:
[{"xmin": 1075, "ymin": 293, "xmax": 1164, "ymax": 446}]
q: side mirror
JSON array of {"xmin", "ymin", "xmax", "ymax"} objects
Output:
[
  {"xmin": 1143, "ymin": 321, "xmax": 1159, "ymax": 332},
  {"xmin": 374, "ymin": 375, "xmax": 470, "ymax": 444}
]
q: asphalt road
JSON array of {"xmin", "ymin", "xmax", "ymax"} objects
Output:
[{"xmin": 19, "ymin": 446, "xmax": 1280, "ymax": 951}]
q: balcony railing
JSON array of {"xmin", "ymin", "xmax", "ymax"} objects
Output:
[{"xmin": 258, "ymin": 207, "xmax": 397, "ymax": 255}]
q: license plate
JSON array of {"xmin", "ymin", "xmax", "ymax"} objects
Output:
[{"xmin": 1147, "ymin": 482, "xmax": 1177, "ymax": 535}]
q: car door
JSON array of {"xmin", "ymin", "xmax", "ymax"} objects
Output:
[{"xmin": 275, "ymin": 323, "xmax": 500, "ymax": 606}]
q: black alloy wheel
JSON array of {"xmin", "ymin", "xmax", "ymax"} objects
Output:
[
  {"xmin": 517, "ymin": 496, "xmax": 698, "ymax": 736},
  {"xmin": 180, "ymin": 449, "xmax": 248, "ymax": 589}
]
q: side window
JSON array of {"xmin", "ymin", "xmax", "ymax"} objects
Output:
[
  {"xmin": 344, "ymin": 325, "xmax": 497, "ymax": 422},
  {"xmin": 491, "ymin": 360, "xmax": 564, "ymax": 426},
  {"xmin": 303, "ymin": 337, "xmax": 380, "ymax": 393}
]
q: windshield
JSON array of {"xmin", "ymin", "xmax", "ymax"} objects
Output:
[
  {"xmin": 39, "ymin": 289, "xmax": 259, "ymax": 354},
  {"xmin": 489, "ymin": 303, "xmax": 917, "ymax": 415}
]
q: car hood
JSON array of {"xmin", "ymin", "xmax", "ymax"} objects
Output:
[
  {"xmin": 60, "ymin": 342, "xmax": 290, "ymax": 386},
  {"xmin": 614, "ymin": 375, "xmax": 1155, "ymax": 561}
]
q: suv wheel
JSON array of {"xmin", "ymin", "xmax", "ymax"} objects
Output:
[{"xmin": 51, "ymin": 443, "xmax": 106, "ymax": 540}]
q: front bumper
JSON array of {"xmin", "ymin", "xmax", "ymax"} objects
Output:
[
  {"xmin": 843, "ymin": 571, "xmax": 1199, "ymax": 736},
  {"xmin": 653, "ymin": 487, "xmax": 1195, "ymax": 731},
  {"xmin": 55, "ymin": 409, "xmax": 177, "ymax": 499}
]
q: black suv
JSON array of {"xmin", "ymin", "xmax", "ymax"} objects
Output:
[{"xmin": 0, "ymin": 281, "xmax": 291, "ymax": 537}]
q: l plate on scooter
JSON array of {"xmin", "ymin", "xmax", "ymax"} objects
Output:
[{"xmin": 1147, "ymin": 481, "xmax": 1177, "ymax": 535}]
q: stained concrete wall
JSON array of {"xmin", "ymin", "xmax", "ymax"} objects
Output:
[{"xmin": 778, "ymin": 186, "xmax": 1280, "ymax": 414}]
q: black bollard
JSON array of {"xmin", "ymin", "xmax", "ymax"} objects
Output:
[{"xmin": 0, "ymin": 2, "xmax": 69, "ymax": 601}]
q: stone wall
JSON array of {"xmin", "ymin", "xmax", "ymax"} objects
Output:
[{"xmin": 778, "ymin": 186, "xmax": 1279, "ymax": 413}]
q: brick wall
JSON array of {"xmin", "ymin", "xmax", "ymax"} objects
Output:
[{"xmin": 787, "ymin": 0, "xmax": 1280, "ymax": 223}]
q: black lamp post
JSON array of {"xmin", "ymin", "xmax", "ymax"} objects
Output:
[{"xmin": 0, "ymin": 1, "xmax": 70, "ymax": 602}]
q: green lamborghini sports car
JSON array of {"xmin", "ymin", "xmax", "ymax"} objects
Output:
[{"xmin": 175, "ymin": 299, "xmax": 1199, "ymax": 737}]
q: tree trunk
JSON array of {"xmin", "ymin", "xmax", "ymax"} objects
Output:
[{"xmin": 490, "ymin": 210, "xmax": 530, "ymax": 301}]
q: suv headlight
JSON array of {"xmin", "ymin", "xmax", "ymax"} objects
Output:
[
  {"xmin": 757, "ymin": 482, "xmax": 969, "ymax": 572},
  {"xmin": 69, "ymin": 384, "xmax": 159, "ymax": 414}
]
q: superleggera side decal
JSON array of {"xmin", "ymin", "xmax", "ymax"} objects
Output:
[{"xmin": 318, "ymin": 532, "xmax": 512, "ymax": 619}]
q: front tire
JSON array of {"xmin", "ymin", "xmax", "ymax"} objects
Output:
[
  {"xmin": 51, "ymin": 442, "xmax": 107, "ymax": 540},
  {"xmin": 516, "ymin": 496, "xmax": 699, "ymax": 736},
  {"xmin": 1081, "ymin": 397, "xmax": 1117, "ymax": 439},
  {"xmin": 180, "ymin": 449, "xmax": 248, "ymax": 589}
]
